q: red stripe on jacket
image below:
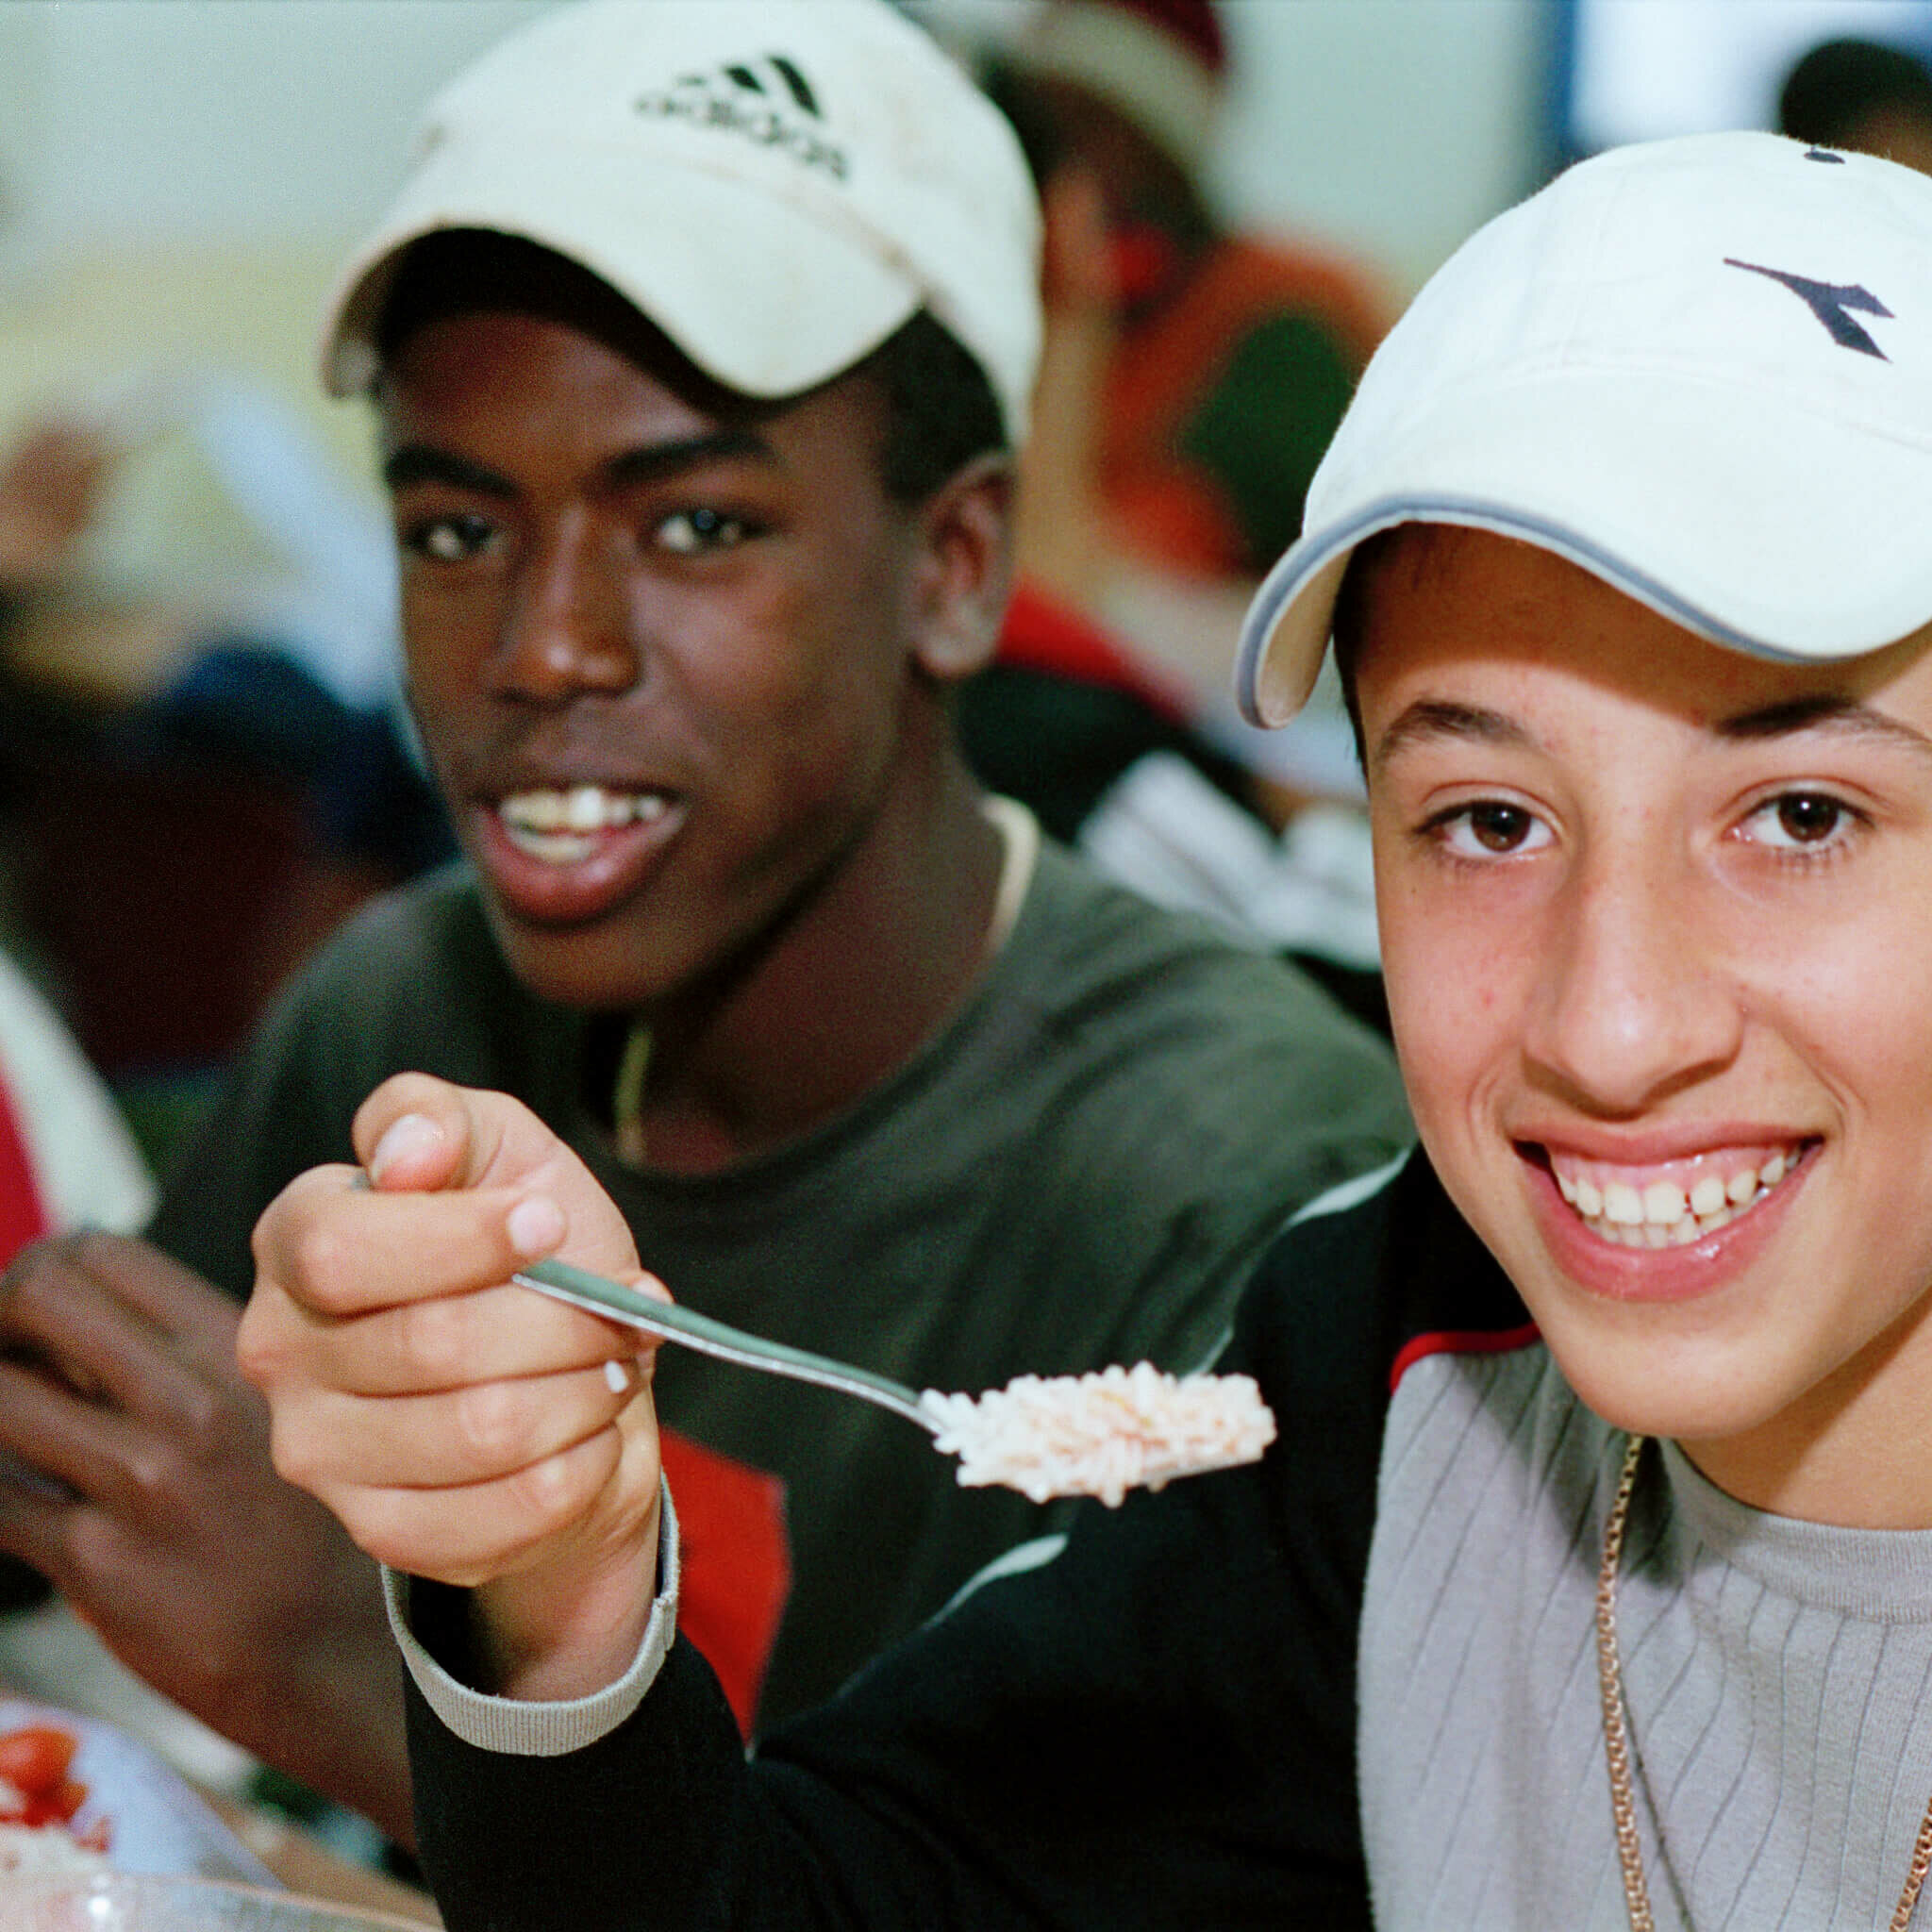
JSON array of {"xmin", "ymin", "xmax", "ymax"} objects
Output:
[{"xmin": 1390, "ymin": 1323, "xmax": 1541, "ymax": 1395}]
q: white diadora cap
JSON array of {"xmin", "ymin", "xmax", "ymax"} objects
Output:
[
  {"xmin": 1237, "ymin": 131, "xmax": 1932, "ymax": 726},
  {"xmin": 321, "ymin": 0, "xmax": 1041, "ymax": 443}
]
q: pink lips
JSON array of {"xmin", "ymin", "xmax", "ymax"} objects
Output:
[
  {"xmin": 1524, "ymin": 1141, "xmax": 1812, "ymax": 1304},
  {"xmin": 469, "ymin": 794, "xmax": 688, "ymax": 926}
]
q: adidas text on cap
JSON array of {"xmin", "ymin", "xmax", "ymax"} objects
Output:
[
  {"xmin": 1237, "ymin": 131, "xmax": 1932, "ymax": 727},
  {"xmin": 321, "ymin": 0, "xmax": 1041, "ymax": 444}
]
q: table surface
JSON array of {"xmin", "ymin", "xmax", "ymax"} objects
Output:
[{"xmin": 194, "ymin": 1787, "xmax": 440, "ymax": 1926}]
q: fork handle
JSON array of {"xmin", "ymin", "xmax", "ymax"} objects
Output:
[{"xmin": 512, "ymin": 1258, "xmax": 938, "ymax": 1434}]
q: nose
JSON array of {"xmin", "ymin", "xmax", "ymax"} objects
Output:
[
  {"xmin": 490, "ymin": 508, "xmax": 640, "ymax": 702},
  {"xmin": 1520, "ymin": 840, "xmax": 1743, "ymax": 1115}
]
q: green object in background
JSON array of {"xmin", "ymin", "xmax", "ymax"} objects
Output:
[
  {"xmin": 1177, "ymin": 311, "xmax": 1357, "ymax": 574},
  {"xmin": 113, "ymin": 1066, "xmax": 224, "ymax": 1184}
]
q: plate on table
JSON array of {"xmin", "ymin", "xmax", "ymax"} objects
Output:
[
  {"xmin": 0, "ymin": 1695, "xmax": 277, "ymax": 1885},
  {"xmin": 0, "ymin": 1874, "xmax": 435, "ymax": 1928}
]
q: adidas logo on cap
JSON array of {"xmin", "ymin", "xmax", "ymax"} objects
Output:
[{"xmin": 635, "ymin": 55, "xmax": 846, "ymax": 178}]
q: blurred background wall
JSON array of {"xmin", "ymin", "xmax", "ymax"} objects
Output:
[
  {"xmin": 0, "ymin": 2, "xmax": 552, "ymax": 626},
  {"xmin": 8, "ymin": 0, "xmax": 1928, "ymax": 606}
]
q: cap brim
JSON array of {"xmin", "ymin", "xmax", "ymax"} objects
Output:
[
  {"xmin": 320, "ymin": 134, "xmax": 920, "ymax": 400},
  {"xmin": 1238, "ymin": 365, "xmax": 1932, "ymax": 726}
]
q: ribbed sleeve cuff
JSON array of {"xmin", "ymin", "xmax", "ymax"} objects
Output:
[{"xmin": 384, "ymin": 1479, "xmax": 680, "ymax": 1757}]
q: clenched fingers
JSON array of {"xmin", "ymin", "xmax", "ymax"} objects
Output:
[
  {"xmin": 250, "ymin": 1163, "xmax": 571, "ymax": 1324},
  {"xmin": 276, "ymin": 1376, "xmax": 656, "ymax": 1590},
  {"xmin": 352, "ymin": 1076, "xmax": 642, "ymax": 1284},
  {"xmin": 270, "ymin": 1359, "xmax": 641, "ymax": 1497}
]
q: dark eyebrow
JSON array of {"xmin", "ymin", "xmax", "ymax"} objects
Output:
[
  {"xmin": 1373, "ymin": 691, "xmax": 1932, "ymax": 778},
  {"xmin": 600, "ymin": 427, "xmax": 776, "ymax": 490},
  {"xmin": 381, "ymin": 427, "xmax": 778, "ymax": 498},
  {"xmin": 1715, "ymin": 692, "xmax": 1932, "ymax": 760},
  {"xmin": 1370, "ymin": 700, "xmax": 1531, "ymax": 779},
  {"xmin": 382, "ymin": 445, "xmax": 514, "ymax": 495}
]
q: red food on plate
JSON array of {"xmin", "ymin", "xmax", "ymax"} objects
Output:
[{"xmin": 0, "ymin": 1723, "xmax": 92, "ymax": 1829}]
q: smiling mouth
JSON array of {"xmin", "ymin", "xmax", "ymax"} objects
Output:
[
  {"xmin": 495, "ymin": 785, "xmax": 673, "ymax": 864},
  {"xmin": 1537, "ymin": 1142, "xmax": 1813, "ymax": 1248}
]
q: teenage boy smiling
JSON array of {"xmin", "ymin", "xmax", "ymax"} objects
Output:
[
  {"xmin": 0, "ymin": 0, "xmax": 1406, "ymax": 1854},
  {"xmin": 245, "ymin": 130, "xmax": 1932, "ymax": 1927}
]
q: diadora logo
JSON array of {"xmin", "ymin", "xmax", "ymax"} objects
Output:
[
  {"xmin": 635, "ymin": 55, "xmax": 846, "ymax": 179},
  {"xmin": 1724, "ymin": 257, "xmax": 1896, "ymax": 361}
]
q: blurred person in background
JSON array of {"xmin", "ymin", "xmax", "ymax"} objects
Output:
[
  {"xmin": 986, "ymin": 0, "xmax": 1391, "ymax": 591},
  {"xmin": 1778, "ymin": 34, "xmax": 1932, "ymax": 175},
  {"xmin": 0, "ymin": 393, "xmax": 451, "ymax": 1178},
  {"xmin": 0, "ymin": 0, "xmax": 1407, "ymax": 1859},
  {"xmin": 958, "ymin": 0, "xmax": 1394, "ymax": 1029}
]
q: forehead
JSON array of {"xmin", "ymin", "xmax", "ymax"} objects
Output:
[
  {"xmin": 375, "ymin": 305, "xmax": 886, "ymax": 481},
  {"xmin": 1348, "ymin": 525, "xmax": 1930, "ymax": 756}
]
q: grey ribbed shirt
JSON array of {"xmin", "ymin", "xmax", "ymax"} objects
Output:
[{"xmin": 1362, "ymin": 1342, "xmax": 1932, "ymax": 1929}]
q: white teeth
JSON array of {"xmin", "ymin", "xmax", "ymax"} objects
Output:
[
  {"xmin": 1549, "ymin": 1147, "xmax": 1803, "ymax": 1246},
  {"xmin": 1642, "ymin": 1181, "xmax": 1687, "ymax": 1224},
  {"xmin": 1603, "ymin": 1182, "xmax": 1643, "ymax": 1225},
  {"xmin": 497, "ymin": 787, "xmax": 671, "ymax": 860},
  {"xmin": 503, "ymin": 828, "xmax": 598, "ymax": 863},
  {"xmin": 1690, "ymin": 1175, "xmax": 1728, "ymax": 1218}
]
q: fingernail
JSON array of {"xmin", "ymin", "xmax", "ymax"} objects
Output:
[
  {"xmin": 369, "ymin": 1114, "xmax": 443, "ymax": 1185},
  {"xmin": 507, "ymin": 1195, "xmax": 566, "ymax": 1257},
  {"xmin": 604, "ymin": 1359, "xmax": 631, "ymax": 1395}
]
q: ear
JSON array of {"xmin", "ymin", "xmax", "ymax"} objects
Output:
[{"xmin": 904, "ymin": 452, "xmax": 1016, "ymax": 686}]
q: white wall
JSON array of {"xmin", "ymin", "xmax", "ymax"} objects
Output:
[
  {"xmin": 0, "ymin": 0, "xmax": 1552, "ymax": 608},
  {"xmin": 1211, "ymin": 1, "xmax": 1549, "ymax": 296},
  {"xmin": 0, "ymin": 2, "xmax": 550, "ymax": 274}
]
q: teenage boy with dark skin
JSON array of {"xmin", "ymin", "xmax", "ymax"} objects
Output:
[
  {"xmin": 246, "ymin": 131, "xmax": 1932, "ymax": 1928},
  {"xmin": 0, "ymin": 0, "xmax": 1407, "ymax": 1852}
]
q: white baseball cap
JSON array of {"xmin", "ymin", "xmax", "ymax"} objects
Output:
[
  {"xmin": 1237, "ymin": 131, "xmax": 1932, "ymax": 727},
  {"xmin": 320, "ymin": 0, "xmax": 1041, "ymax": 443}
]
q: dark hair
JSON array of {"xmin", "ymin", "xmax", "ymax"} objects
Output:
[
  {"xmin": 1327, "ymin": 524, "xmax": 1469, "ymax": 765},
  {"xmin": 1778, "ymin": 37, "xmax": 1932, "ymax": 149},
  {"xmin": 373, "ymin": 229, "xmax": 1005, "ymax": 507},
  {"xmin": 852, "ymin": 308, "xmax": 1007, "ymax": 505}
]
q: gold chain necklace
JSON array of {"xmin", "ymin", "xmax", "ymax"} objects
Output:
[{"xmin": 1595, "ymin": 1433, "xmax": 1932, "ymax": 1932}]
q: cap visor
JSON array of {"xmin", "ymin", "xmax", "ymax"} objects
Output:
[
  {"xmin": 1239, "ymin": 365, "xmax": 1932, "ymax": 726},
  {"xmin": 322, "ymin": 135, "xmax": 919, "ymax": 399}
]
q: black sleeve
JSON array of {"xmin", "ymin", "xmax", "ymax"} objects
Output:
[{"xmin": 404, "ymin": 1167, "xmax": 1473, "ymax": 1931}]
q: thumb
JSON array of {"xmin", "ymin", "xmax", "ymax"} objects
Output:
[
  {"xmin": 355, "ymin": 1072, "xmax": 477, "ymax": 1191},
  {"xmin": 354, "ymin": 1074, "xmax": 647, "ymax": 1289}
]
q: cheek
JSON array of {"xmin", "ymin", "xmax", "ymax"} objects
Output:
[
  {"xmin": 399, "ymin": 589, "xmax": 494, "ymax": 712},
  {"xmin": 1376, "ymin": 862, "xmax": 1544, "ymax": 1142},
  {"xmin": 661, "ymin": 580, "xmax": 908, "ymax": 801}
]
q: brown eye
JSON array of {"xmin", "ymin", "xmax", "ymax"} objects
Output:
[
  {"xmin": 1740, "ymin": 789, "xmax": 1864, "ymax": 855},
  {"xmin": 657, "ymin": 508, "xmax": 748, "ymax": 555},
  {"xmin": 407, "ymin": 513, "xmax": 497, "ymax": 562},
  {"xmin": 1468, "ymin": 803, "xmax": 1533, "ymax": 852},
  {"xmin": 1774, "ymin": 793, "xmax": 1841, "ymax": 842}
]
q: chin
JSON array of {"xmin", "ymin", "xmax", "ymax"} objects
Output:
[
  {"xmin": 1530, "ymin": 1296, "xmax": 1807, "ymax": 1449},
  {"xmin": 486, "ymin": 912, "xmax": 672, "ymax": 1014}
]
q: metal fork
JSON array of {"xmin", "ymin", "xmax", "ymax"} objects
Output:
[{"xmin": 512, "ymin": 1257, "xmax": 938, "ymax": 1434}]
